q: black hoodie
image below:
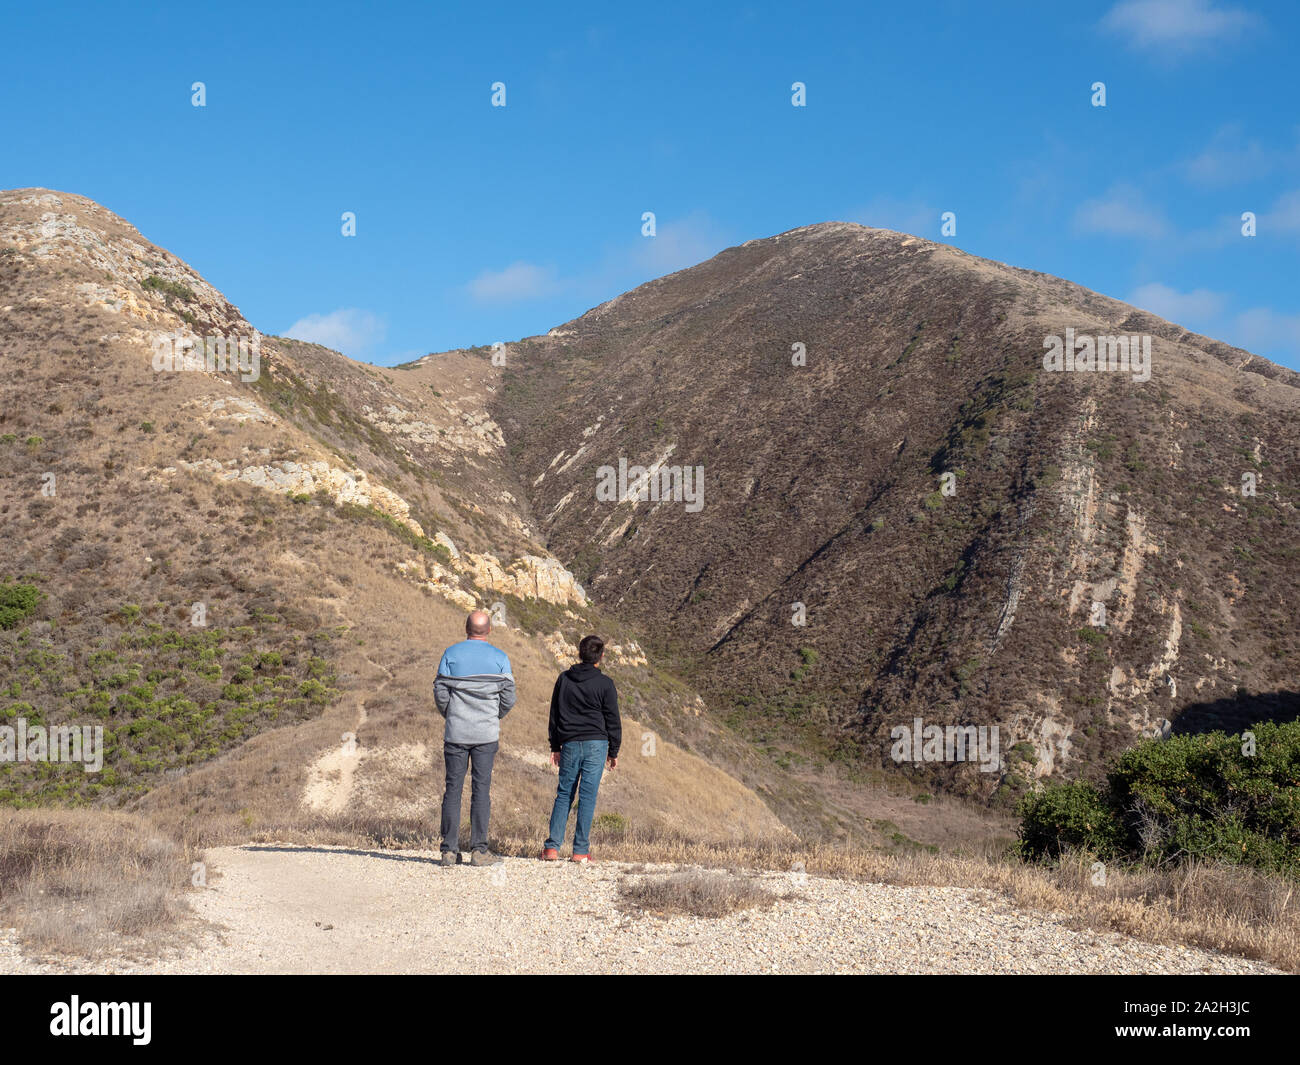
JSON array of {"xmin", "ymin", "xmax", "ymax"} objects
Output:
[{"xmin": 548, "ymin": 663, "xmax": 621, "ymax": 758}]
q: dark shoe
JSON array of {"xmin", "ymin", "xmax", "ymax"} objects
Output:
[
  {"xmin": 540, "ymin": 848, "xmax": 560, "ymax": 861},
  {"xmin": 440, "ymin": 850, "xmax": 458, "ymax": 867},
  {"xmin": 470, "ymin": 851, "xmax": 503, "ymax": 867}
]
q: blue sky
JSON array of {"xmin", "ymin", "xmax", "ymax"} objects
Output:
[{"xmin": 5, "ymin": 0, "xmax": 1300, "ymax": 368}]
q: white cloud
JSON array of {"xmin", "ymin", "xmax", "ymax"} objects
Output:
[
  {"xmin": 1074, "ymin": 185, "xmax": 1170, "ymax": 239},
  {"xmin": 1182, "ymin": 125, "xmax": 1278, "ymax": 185},
  {"xmin": 282, "ymin": 308, "xmax": 386, "ymax": 357},
  {"xmin": 1127, "ymin": 282, "xmax": 1227, "ymax": 325},
  {"xmin": 458, "ymin": 213, "xmax": 732, "ymax": 310},
  {"xmin": 1233, "ymin": 307, "xmax": 1300, "ymax": 356},
  {"xmin": 1100, "ymin": 0, "xmax": 1261, "ymax": 55},
  {"xmin": 623, "ymin": 210, "xmax": 731, "ymax": 276},
  {"xmin": 1126, "ymin": 286, "xmax": 1300, "ymax": 362},
  {"xmin": 466, "ymin": 261, "xmax": 564, "ymax": 305},
  {"xmin": 849, "ymin": 198, "xmax": 940, "ymax": 238},
  {"xmin": 1262, "ymin": 189, "xmax": 1300, "ymax": 233}
]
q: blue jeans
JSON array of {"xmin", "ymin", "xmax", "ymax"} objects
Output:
[{"xmin": 545, "ymin": 740, "xmax": 608, "ymax": 854}]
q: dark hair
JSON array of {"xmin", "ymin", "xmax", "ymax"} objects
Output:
[{"xmin": 578, "ymin": 635, "xmax": 604, "ymax": 665}]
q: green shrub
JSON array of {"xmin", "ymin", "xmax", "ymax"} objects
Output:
[
  {"xmin": 1018, "ymin": 722, "xmax": 1300, "ymax": 876},
  {"xmin": 593, "ymin": 812, "xmax": 628, "ymax": 836},
  {"xmin": 298, "ymin": 679, "xmax": 334, "ymax": 705},
  {"xmin": 939, "ymin": 559, "xmax": 966, "ymax": 592},
  {"xmin": 141, "ymin": 275, "xmax": 197, "ymax": 303},
  {"xmin": 0, "ymin": 583, "xmax": 41, "ymax": 630},
  {"xmin": 1107, "ymin": 723, "xmax": 1300, "ymax": 874},
  {"xmin": 789, "ymin": 646, "xmax": 819, "ymax": 682},
  {"xmin": 1085, "ymin": 436, "xmax": 1115, "ymax": 462},
  {"xmin": 1019, "ymin": 779, "xmax": 1123, "ymax": 860}
]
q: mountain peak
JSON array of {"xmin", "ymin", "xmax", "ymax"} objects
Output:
[{"xmin": 493, "ymin": 211, "xmax": 1300, "ymax": 805}]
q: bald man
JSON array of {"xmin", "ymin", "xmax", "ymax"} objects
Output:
[{"xmin": 433, "ymin": 610, "xmax": 516, "ymax": 866}]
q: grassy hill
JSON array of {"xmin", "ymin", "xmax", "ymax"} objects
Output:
[{"xmin": 489, "ymin": 221, "xmax": 1300, "ymax": 814}]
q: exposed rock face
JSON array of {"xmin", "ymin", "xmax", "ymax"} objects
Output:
[
  {"xmin": 541, "ymin": 630, "xmax": 574, "ymax": 667},
  {"xmin": 461, "ymin": 552, "xmax": 588, "ymax": 608},
  {"xmin": 607, "ymin": 641, "xmax": 648, "ymax": 666},
  {"xmin": 540, "ymin": 634, "xmax": 648, "ymax": 669},
  {"xmin": 433, "ymin": 532, "xmax": 460, "ymax": 559},
  {"xmin": 360, "ymin": 402, "xmax": 505, "ymax": 458},
  {"xmin": 172, "ymin": 459, "xmax": 424, "ymax": 535},
  {"xmin": 200, "ymin": 396, "xmax": 274, "ymax": 423},
  {"xmin": 397, "ymin": 558, "xmax": 478, "ymax": 611},
  {"xmin": 4, "ymin": 190, "xmax": 257, "ymax": 351},
  {"xmin": 165, "ymin": 458, "xmax": 588, "ymax": 613}
]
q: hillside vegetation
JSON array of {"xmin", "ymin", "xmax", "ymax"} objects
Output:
[
  {"xmin": 490, "ymin": 222, "xmax": 1300, "ymax": 817},
  {"xmin": 0, "ymin": 190, "xmax": 1297, "ymax": 968}
]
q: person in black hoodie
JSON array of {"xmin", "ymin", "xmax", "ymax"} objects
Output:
[{"xmin": 540, "ymin": 635, "xmax": 621, "ymax": 863}]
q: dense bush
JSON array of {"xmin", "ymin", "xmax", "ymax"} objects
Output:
[
  {"xmin": 1018, "ymin": 779, "xmax": 1124, "ymax": 858},
  {"xmin": 140, "ymin": 275, "xmax": 196, "ymax": 303},
  {"xmin": 1019, "ymin": 722, "xmax": 1300, "ymax": 877},
  {"xmin": 0, "ymin": 582, "xmax": 41, "ymax": 630}
]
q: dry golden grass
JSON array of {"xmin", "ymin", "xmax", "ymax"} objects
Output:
[
  {"xmin": 0, "ymin": 809, "xmax": 197, "ymax": 958},
  {"xmin": 619, "ymin": 868, "xmax": 786, "ymax": 918}
]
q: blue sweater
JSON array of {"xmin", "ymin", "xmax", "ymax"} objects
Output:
[
  {"xmin": 434, "ymin": 639, "xmax": 516, "ymax": 744},
  {"xmin": 437, "ymin": 639, "xmax": 512, "ymax": 678}
]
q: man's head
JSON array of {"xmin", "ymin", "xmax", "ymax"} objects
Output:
[
  {"xmin": 578, "ymin": 634, "xmax": 604, "ymax": 666},
  {"xmin": 466, "ymin": 610, "xmax": 492, "ymax": 639}
]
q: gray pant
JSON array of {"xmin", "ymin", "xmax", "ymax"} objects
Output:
[{"xmin": 440, "ymin": 741, "xmax": 498, "ymax": 853}]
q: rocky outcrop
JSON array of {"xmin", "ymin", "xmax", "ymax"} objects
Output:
[
  {"xmin": 460, "ymin": 552, "xmax": 588, "ymax": 607},
  {"xmin": 171, "ymin": 458, "xmax": 424, "ymax": 535},
  {"xmin": 2, "ymin": 189, "xmax": 255, "ymax": 346},
  {"xmin": 396, "ymin": 559, "xmax": 477, "ymax": 611}
]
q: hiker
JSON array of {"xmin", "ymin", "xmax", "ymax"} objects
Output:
[
  {"xmin": 434, "ymin": 610, "xmax": 516, "ymax": 867},
  {"xmin": 540, "ymin": 635, "xmax": 621, "ymax": 863}
]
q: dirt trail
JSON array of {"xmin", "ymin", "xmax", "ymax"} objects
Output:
[
  {"xmin": 301, "ymin": 654, "xmax": 392, "ymax": 814},
  {"xmin": 300, "ymin": 595, "xmax": 396, "ymax": 815},
  {"xmin": 2, "ymin": 844, "xmax": 1278, "ymax": 975}
]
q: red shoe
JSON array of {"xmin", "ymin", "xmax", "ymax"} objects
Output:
[
  {"xmin": 540, "ymin": 848, "xmax": 560, "ymax": 861},
  {"xmin": 571, "ymin": 853, "xmax": 592, "ymax": 864}
]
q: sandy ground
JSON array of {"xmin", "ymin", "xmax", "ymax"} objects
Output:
[{"xmin": 0, "ymin": 844, "xmax": 1282, "ymax": 975}]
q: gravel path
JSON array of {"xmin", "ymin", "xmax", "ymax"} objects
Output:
[{"xmin": 0, "ymin": 844, "xmax": 1281, "ymax": 974}]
